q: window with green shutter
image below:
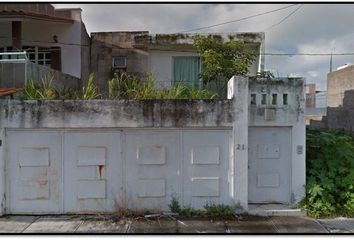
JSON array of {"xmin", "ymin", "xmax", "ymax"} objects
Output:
[{"xmin": 173, "ymin": 56, "xmax": 201, "ymax": 88}]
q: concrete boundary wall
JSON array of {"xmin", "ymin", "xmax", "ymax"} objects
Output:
[
  {"xmin": 0, "ymin": 76, "xmax": 305, "ymax": 215},
  {"xmin": 0, "ymin": 61, "xmax": 80, "ymax": 90}
]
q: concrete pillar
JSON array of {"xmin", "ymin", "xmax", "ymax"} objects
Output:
[
  {"xmin": 12, "ymin": 21, "xmax": 22, "ymax": 50},
  {"xmin": 0, "ymin": 128, "xmax": 5, "ymax": 216},
  {"xmin": 291, "ymin": 84, "xmax": 306, "ymax": 204},
  {"xmin": 228, "ymin": 76, "xmax": 249, "ymax": 211}
]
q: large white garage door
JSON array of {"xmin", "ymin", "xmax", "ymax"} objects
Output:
[
  {"xmin": 6, "ymin": 129, "xmax": 231, "ymax": 214},
  {"xmin": 248, "ymin": 127, "xmax": 291, "ymax": 204}
]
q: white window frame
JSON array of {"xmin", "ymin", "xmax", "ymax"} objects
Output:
[{"xmin": 25, "ymin": 46, "xmax": 52, "ymax": 67}]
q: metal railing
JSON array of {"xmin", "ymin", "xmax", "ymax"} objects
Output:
[
  {"xmin": 0, "ymin": 52, "xmax": 28, "ymax": 87},
  {"xmin": 0, "ymin": 52, "xmax": 28, "ymax": 62}
]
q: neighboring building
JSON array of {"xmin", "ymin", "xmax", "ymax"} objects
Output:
[
  {"xmin": 327, "ymin": 64, "xmax": 354, "ymax": 107},
  {"xmin": 0, "ymin": 3, "xmax": 90, "ymax": 82},
  {"xmin": 0, "ymin": 4, "xmax": 265, "ymax": 94},
  {"xmin": 304, "ymin": 83, "xmax": 327, "ymax": 125},
  {"xmin": 310, "ymin": 64, "xmax": 354, "ymax": 131},
  {"xmin": 305, "ymin": 83, "xmax": 316, "ymax": 108},
  {"xmin": 90, "ymin": 31, "xmax": 265, "ymax": 92}
]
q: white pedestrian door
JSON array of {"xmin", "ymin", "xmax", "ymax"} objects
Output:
[{"xmin": 248, "ymin": 127, "xmax": 291, "ymax": 204}]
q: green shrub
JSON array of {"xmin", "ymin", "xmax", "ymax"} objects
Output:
[
  {"xmin": 128, "ymin": 73, "xmax": 158, "ymax": 99},
  {"xmin": 179, "ymin": 206, "xmax": 205, "ymax": 218},
  {"xmin": 82, "ymin": 73, "xmax": 101, "ymax": 100},
  {"xmin": 204, "ymin": 203, "xmax": 235, "ymax": 219},
  {"xmin": 24, "ymin": 75, "xmax": 56, "ymax": 100},
  {"xmin": 159, "ymin": 84, "xmax": 187, "ymax": 99},
  {"xmin": 56, "ymin": 86, "xmax": 81, "ymax": 100},
  {"xmin": 168, "ymin": 195, "xmax": 182, "ymax": 214},
  {"xmin": 108, "ymin": 73, "xmax": 218, "ymax": 100},
  {"xmin": 24, "ymin": 72, "xmax": 218, "ymax": 100},
  {"xmin": 168, "ymin": 195, "xmax": 235, "ymax": 219},
  {"xmin": 303, "ymin": 129, "xmax": 354, "ymax": 218},
  {"xmin": 24, "ymin": 80, "xmax": 40, "ymax": 100},
  {"xmin": 108, "ymin": 72, "xmax": 141, "ymax": 99}
]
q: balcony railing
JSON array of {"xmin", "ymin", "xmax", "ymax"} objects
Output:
[{"xmin": 0, "ymin": 52, "xmax": 28, "ymax": 62}]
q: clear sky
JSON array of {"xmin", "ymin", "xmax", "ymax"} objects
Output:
[{"xmin": 54, "ymin": 2, "xmax": 354, "ymax": 95}]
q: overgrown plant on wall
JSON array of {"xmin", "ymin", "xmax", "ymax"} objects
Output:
[
  {"xmin": 108, "ymin": 72, "xmax": 141, "ymax": 99},
  {"xmin": 24, "ymin": 75, "xmax": 57, "ymax": 100},
  {"xmin": 24, "ymin": 73, "xmax": 218, "ymax": 100},
  {"xmin": 192, "ymin": 35, "xmax": 257, "ymax": 85},
  {"xmin": 108, "ymin": 73, "xmax": 218, "ymax": 100},
  {"xmin": 82, "ymin": 74, "xmax": 102, "ymax": 100},
  {"xmin": 23, "ymin": 74, "xmax": 102, "ymax": 100},
  {"xmin": 302, "ymin": 129, "xmax": 354, "ymax": 218},
  {"xmin": 256, "ymin": 71, "xmax": 275, "ymax": 79}
]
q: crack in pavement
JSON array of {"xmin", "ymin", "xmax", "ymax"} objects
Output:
[{"xmin": 20, "ymin": 216, "xmax": 41, "ymax": 233}]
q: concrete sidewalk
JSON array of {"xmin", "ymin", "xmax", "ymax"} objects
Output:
[{"xmin": 0, "ymin": 214, "xmax": 353, "ymax": 234}]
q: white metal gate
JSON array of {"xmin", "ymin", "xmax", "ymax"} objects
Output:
[
  {"xmin": 63, "ymin": 131, "xmax": 123, "ymax": 213},
  {"xmin": 5, "ymin": 129, "xmax": 231, "ymax": 214},
  {"xmin": 182, "ymin": 131, "xmax": 232, "ymax": 209},
  {"xmin": 248, "ymin": 127, "xmax": 292, "ymax": 204},
  {"xmin": 6, "ymin": 131, "xmax": 62, "ymax": 214},
  {"xmin": 125, "ymin": 131, "xmax": 180, "ymax": 211}
]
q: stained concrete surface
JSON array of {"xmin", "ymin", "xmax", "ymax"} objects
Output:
[
  {"xmin": 0, "ymin": 215, "xmax": 39, "ymax": 233},
  {"xmin": 1, "ymin": 214, "xmax": 353, "ymax": 234},
  {"xmin": 318, "ymin": 218, "xmax": 354, "ymax": 233},
  {"xmin": 75, "ymin": 216, "xmax": 130, "ymax": 233},
  {"xmin": 271, "ymin": 216, "xmax": 327, "ymax": 233},
  {"xmin": 176, "ymin": 219, "xmax": 226, "ymax": 233},
  {"xmin": 22, "ymin": 215, "xmax": 84, "ymax": 233},
  {"xmin": 225, "ymin": 216, "xmax": 276, "ymax": 233},
  {"xmin": 128, "ymin": 218, "xmax": 178, "ymax": 233}
]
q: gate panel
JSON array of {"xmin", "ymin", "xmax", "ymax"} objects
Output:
[
  {"xmin": 125, "ymin": 131, "xmax": 180, "ymax": 211},
  {"xmin": 63, "ymin": 131, "xmax": 123, "ymax": 213},
  {"xmin": 182, "ymin": 131, "xmax": 232, "ymax": 209},
  {"xmin": 6, "ymin": 131, "xmax": 62, "ymax": 214},
  {"xmin": 6, "ymin": 129, "xmax": 232, "ymax": 213},
  {"xmin": 248, "ymin": 127, "xmax": 291, "ymax": 203}
]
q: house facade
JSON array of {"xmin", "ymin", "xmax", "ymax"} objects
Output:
[
  {"xmin": 90, "ymin": 31, "xmax": 265, "ymax": 92},
  {"xmin": 0, "ymin": 76, "xmax": 305, "ymax": 215},
  {"xmin": 0, "ymin": 4, "xmax": 306, "ymax": 216},
  {"xmin": 0, "ymin": 3, "xmax": 90, "ymax": 82},
  {"xmin": 0, "ymin": 3, "xmax": 265, "ymax": 94}
]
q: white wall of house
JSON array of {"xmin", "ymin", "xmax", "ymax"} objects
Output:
[
  {"xmin": 148, "ymin": 50, "xmax": 199, "ymax": 87},
  {"xmin": 0, "ymin": 17, "xmax": 82, "ymax": 78},
  {"xmin": 22, "ymin": 20, "xmax": 82, "ymax": 78}
]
